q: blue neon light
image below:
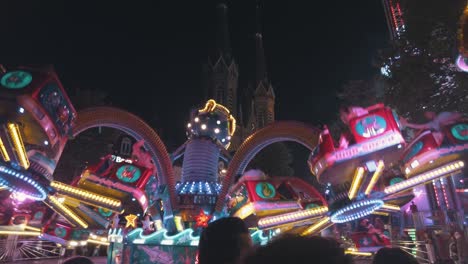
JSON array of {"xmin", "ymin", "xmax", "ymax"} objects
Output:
[
  {"xmin": 330, "ymin": 199, "xmax": 384, "ymax": 224},
  {"xmin": 0, "ymin": 165, "xmax": 47, "ymax": 201}
]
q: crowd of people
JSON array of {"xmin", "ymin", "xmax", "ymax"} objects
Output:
[{"xmin": 197, "ymin": 217, "xmax": 418, "ymax": 264}]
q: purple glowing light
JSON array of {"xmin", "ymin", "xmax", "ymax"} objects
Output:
[
  {"xmin": 11, "ymin": 192, "xmax": 28, "ymax": 202},
  {"xmin": 456, "ymin": 55, "xmax": 468, "ymax": 72}
]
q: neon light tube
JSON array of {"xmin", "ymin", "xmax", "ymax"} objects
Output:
[
  {"xmin": 345, "ymin": 250, "xmax": 373, "ymax": 256},
  {"xmin": 7, "ymin": 123, "xmax": 29, "ymax": 169},
  {"xmin": 384, "ymin": 161, "xmax": 464, "ymax": 195},
  {"xmin": 0, "ymin": 137, "xmax": 10, "ymax": 162},
  {"xmin": 51, "ymin": 181, "xmax": 121, "ymax": 208},
  {"xmin": 301, "ymin": 216, "xmax": 331, "ymax": 236},
  {"xmin": 47, "ymin": 195, "xmax": 88, "ymax": 228},
  {"xmin": 365, "ymin": 160, "xmax": 385, "ymax": 195},
  {"xmin": 348, "ymin": 167, "xmax": 365, "ymax": 200},
  {"xmin": 258, "ymin": 206, "xmax": 328, "ymax": 229},
  {"xmin": 0, "ymin": 230, "xmax": 40, "ymax": 236},
  {"xmin": 381, "ymin": 203, "xmax": 400, "ymax": 211}
]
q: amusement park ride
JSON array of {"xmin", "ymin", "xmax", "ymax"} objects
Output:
[{"xmin": 0, "ymin": 65, "xmax": 466, "ymax": 263}]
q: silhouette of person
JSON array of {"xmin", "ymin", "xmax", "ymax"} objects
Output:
[
  {"xmin": 198, "ymin": 217, "xmax": 252, "ymax": 264},
  {"xmin": 244, "ymin": 235, "xmax": 352, "ymax": 264},
  {"xmin": 410, "ymin": 201, "xmax": 418, "ymax": 213},
  {"xmin": 372, "ymin": 247, "xmax": 418, "ymax": 264}
]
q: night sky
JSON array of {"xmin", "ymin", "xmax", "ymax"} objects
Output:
[{"xmin": 0, "ymin": 0, "xmax": 388, "ymax": 148}]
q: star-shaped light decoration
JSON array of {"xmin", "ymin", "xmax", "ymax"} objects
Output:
[
  {"xmin": 194, "ymin": 209, "xmax": 212, "ymax": 228},
  {"xmin": 125, "ymin": 214, "xmax": 138, "ymax": 228},
  {"xmin": 142, "ymin": 216, "xmax": 153, "ymax": 231}
]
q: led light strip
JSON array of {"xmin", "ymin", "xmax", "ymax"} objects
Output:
[
  {"xmin": 384, "ymin": 161, "xmax": 464, "ymax": 195},
  {"xmin": 51, "ymin": 181, "xmax": 121, "ymax": 208},
  {"xmin": 0, "ymin": 230, "xmax": 40, "ymax": 236},
  {"xmin": 364, "ymin": 160, "xmax": 385, "ymax": 195},
  {"xmin": 301, "ymin": 216, "xmax": 332, "ymax": 236},
  {"xmin": 348, "ymin": 167, "xmax": 365, "ymax": 200},
  {"xmin": 0, "ymin": 137, "xmax": 10, "ymax": 162},
  {"xmin": 330, "ymin": 199, "xmax": 384, "ymax": 224},
  {"xmin": 87, "ymin": 238, "xmax": 110, "ymax": 246},
  {"xmin": 47, "ymin": 195, "xmax": 88, "ymax": 228},
  {"xmin": 345, "ymin": 250, "xmax": 373, "ymax": 256},
  {"xmin": 258, "ymin": 206, "xmax": 329, "ymax": 229},
  {"xmin": 7, "ymin": 123, "xmax": 29, "ymax": 169}
]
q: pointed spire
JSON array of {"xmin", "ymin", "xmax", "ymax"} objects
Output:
[
  {"xmin": 214, "ymin": 1, "xmax": 232, "ymax": 63},
  {"xmin": 255, "ymin": 1, "xmax": 267, "ymax": 88}
]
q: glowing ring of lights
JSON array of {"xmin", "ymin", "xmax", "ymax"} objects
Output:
[
  {"xmin": 0, "ymin": 165, "xmax": 48, "ymax": 201},
  {"xmin": 330, "ymin": 199, "xmax": 384, "ymax": 224}
]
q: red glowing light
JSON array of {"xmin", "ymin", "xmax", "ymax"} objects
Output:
[{"xmin": 195, "ymin": 210, "xmax": 211, "ymax": 228}]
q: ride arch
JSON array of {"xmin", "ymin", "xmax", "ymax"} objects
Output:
[
  {"xmin": 71, "ymin": 107, "xmax": 177, "ymax": 210},
  {"xmin": 215, "ymin": 121, "xmax": 322, "ymax": 213}
]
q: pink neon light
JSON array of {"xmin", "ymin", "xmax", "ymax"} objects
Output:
[
  {"xmin": 391, "ymin": 5, "xmax": 399, "ymax": 31},
  {"xmin": 396, "ymin": 3, "xmax": 405, "ymax": 27},
  {"xmin": 456, "ymin": 55, "xmax": 468, "ymax": 72},
  {"xmin": 440, "ymin": 179, "xmax": 450, "ymax": 209},
  {"xmin": 433, "ymin": 182, "xmax": 440, "ymax": 206}
]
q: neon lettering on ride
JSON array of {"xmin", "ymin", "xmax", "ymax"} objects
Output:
[{"xmin": 334, "ymin": 132, "xmax": 402, "ymax": 161}]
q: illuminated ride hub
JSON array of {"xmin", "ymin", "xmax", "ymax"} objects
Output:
[
  {"xmin": 227, "ymin": 171, "xmax": 327, "ymax": 232},
  {"xmin": 293, "ymin": 104, "xmax": 410, "ymax": 237},
  {"xmin": 172, "ymin": 99, "xmax": 235, "ymax": 229},
  {"xmin": 0, "ymin": 66, "xmax": 77, "ymax": 201}
]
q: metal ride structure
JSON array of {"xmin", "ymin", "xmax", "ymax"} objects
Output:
[
  {"xmin": 0, "ymin": 65, "xmax": 466, "ymax": 262},
  {"xmin": 0, "ymin": 65, "xmax": 177, "ymax": 261}
]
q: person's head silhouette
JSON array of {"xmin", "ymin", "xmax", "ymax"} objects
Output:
[
  {"xmin": 198, "ymin": 217, "xmax": 252, "ymax": 264},
  {"xmin": 372, "ymin": 247, "xmax": 418, "ymax": 264}
]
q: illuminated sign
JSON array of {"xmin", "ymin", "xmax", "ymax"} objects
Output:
[
  {"xmin": 116, "ymin": 165, "xmax": 141, "ymax": 183},
  {"xmin": 255, "ymin": 182, "xmax": 276, "ymax": 199},
  {"xmin": 0, "ymin": 71, "xmax": 32, "ymax": 89},
  {"xmin": 355, "ymin": 115, "xmax": 387, "ymax": 138},
  {"xmin": 111, "ymin": 155, "xmax": 133, "ymax": 163},
  {"xmin": 451, "ymin": 124, "xmax": 468, "ymax": 141},
  {"xmin": 334, "ymin": 132, "xmax": 402, "ymax": 161}
]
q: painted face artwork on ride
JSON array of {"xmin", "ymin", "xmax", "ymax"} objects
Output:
[
  {"xmin": 0, "ymin": 71, "xmax": 32, "ymax": 89},
  {"xmin": 255, "ymin": 182, "xmax": 276, "ymax": 199},
  {"xmin": 116, "ymin": 164, "xmax": 142, "ymax": 183},
  {"xmin": 355, "ymin": 115, "xmax": 387, "ymax": 138}
]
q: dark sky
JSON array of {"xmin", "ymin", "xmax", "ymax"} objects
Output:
[{"xmin": 0, "ymin": 0, "xmax": 389, "ymax": 148}]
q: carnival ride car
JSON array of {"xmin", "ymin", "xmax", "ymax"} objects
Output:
[{"xmin": 227, "ymin": 171, "xmax": 327, "ymax": 232}]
